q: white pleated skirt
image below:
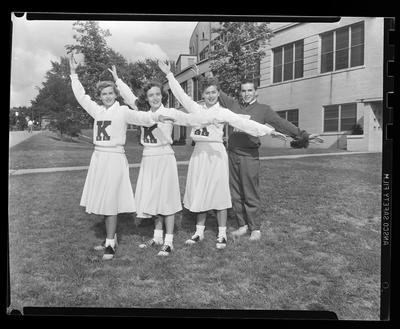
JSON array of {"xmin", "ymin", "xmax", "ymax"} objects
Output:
[
  {"xmin": 80, "ymin": 148, "xmax": 135, "ymax": 216},
  {"xmin": 183, "ymin": 142, "xmax": 232, "ymax": 212},
  {"xmin": 135, "ymin": 153, "xmax": 182, "ymax": 218}
]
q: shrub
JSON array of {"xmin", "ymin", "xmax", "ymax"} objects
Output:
[{"xmin": 351, "ymin": 124, "xmax": 364, "ymax": 135}]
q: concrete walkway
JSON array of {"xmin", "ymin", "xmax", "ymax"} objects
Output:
[
  {"xmin": 9, "ymin": 130, "xmax": 42, "ymax": 148},
  {"xmin": 8, "ymin": 151, "xmax": 380, "ymax": 176}
]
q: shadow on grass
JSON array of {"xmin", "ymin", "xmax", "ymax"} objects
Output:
[
  {"xmin": 88, "ymin": 206, "xmax": 257, "ymax": 245},
  {"xmin": 90, "ymin": 213, "xmax": 154, "ymax": 244},
  {"xmin": 47, "ymin": 135, "xmax": 81, "ymax": 143}
]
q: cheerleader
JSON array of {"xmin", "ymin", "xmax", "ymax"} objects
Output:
[
  {"xmin": 108, "ymin": 66, "xmax": 222, "ymax": 256},
  {"xmin": 157, "ymin": 60, "xmax": 287, "ymax": 249},
  {"xmin": 69, "ymin": 55, "xmax": 174, "ymax": 260}
]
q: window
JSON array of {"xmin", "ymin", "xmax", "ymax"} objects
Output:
[
  {"xmin": 273, "ymin": 40, "xmax": 304, "ymax": 83},
  {"xmin": 179, "ymin": 126, "xmax": 187, "ymax": 140},
  {"xmin": 320, "ymin": 22, "xmax": 364, "ymax": 73},
  {"xmin": 199, "ymin": 45, "xmax": 209, "ymax": 61},
  {"xmin": 193, "ymin": 77, "xmax": 199, "ymax": 101},
  {"xmin": 277, "ymin": 109, "xmax": 299, "ymax": 127},
  {"xmin": 180, "ymin": 81, "xmax": 188, "ymax": 93},
  {"xmin": 168, "ymin": 90, "xmax": 175, "ymax": 108},
  {"xmin": 254, "ymin": 58, "xmax": 261, "ymax": 88},
  {"xmin": 323, "ymin": 103, "xmax": 357, "ymax": 132}
]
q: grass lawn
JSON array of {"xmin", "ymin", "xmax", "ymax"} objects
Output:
[
  {"xmin": 8, "ymin": 153, "xmax": 382, "ymax": 319},
  {"xmin": 9, "ymin": 130, "xmax": 344, "ymax": 170}
]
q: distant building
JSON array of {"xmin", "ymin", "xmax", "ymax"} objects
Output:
[{"xmin": 166, "ymin": 18, "xmax": 384, "ymax": 151}]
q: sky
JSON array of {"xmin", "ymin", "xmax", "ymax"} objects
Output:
[{"xmin": 10, "ymin": 13, "xmax": 198, "ymax": 108}]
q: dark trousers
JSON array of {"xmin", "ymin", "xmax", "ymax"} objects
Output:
[{"xmin": 228, "ymin": 151, "xmax": 261, "ymax": 231}]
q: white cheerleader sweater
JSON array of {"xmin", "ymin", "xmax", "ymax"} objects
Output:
[
  {"xmin": 165, "ymin": 72, "xmax": 275, "ymax": 143},
  {"xmin": 70, "ymin": 74, "xmax": 161, "ymax": 149},
  {"xmin": 116, "ymin": 79, "xmax": 221, "ymax": 156}
]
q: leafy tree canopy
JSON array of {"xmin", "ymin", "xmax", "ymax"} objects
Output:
[{"xmin": 209, "ymin": 22, "xmax": 273, "ymax": 98}]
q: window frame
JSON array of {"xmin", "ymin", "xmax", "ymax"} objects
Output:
[
  {"xmin": 323, "ymin": 103, "xmax": 357, "ymax": 133},
  {"xmin": 276, "ymin": 109, "xmax": 299, "ymax": 127},
  {"xmin": 320, "ymin": 22, "xmax": 365, "ymax": 74},
  {"xmin": 272, "ymin": 40, "xmax": 304, "ymax": 83}
]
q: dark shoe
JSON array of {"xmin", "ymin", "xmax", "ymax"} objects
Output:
[
  {"xmin": 102, "ymin": 245, "xmax": 116, "ymax": 260},
  {"xmin": 157, "ymin": 244, "xmax": 173, "ymax": 256}
]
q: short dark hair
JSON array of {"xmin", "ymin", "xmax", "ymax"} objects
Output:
[
  {"xmin": 240, "ymin": 78, "xmax": 258, "ymax": 90},
  {"xmin": 136, "ymin": 80, "xmax": 169, "ymax": 111}
]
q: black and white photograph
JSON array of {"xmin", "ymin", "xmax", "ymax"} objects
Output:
[{"xmin": 8, "ymin": 13, "xmax": 393, "ymax": 321}]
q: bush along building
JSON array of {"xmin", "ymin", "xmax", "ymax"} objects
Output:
[{"xmin": 166, "ymin": 18, "xmax": 383, "ymax": 151}]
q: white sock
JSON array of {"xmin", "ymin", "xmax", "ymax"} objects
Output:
[
  {"xmin": 195, "ymin": 225, "xmax": 205, "ymax": 237},
  {"xmin": 218, "ymin": 226, "xmax": 227, "ymax": 238},
  {"xmin": 105, "ymin": 238, "xmax": 116, "ymax": 248},
  {"xmin": 154, "ymin": 229, "xmax": 164, "ymax": 242},
  {"xmin": 164, "ymin": 234, "xmax": 174, "ymax": 246}
]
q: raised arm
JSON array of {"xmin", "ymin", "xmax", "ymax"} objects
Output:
[
  {"xmin": 218, "ymin": 90, "xmax": 238, "ymax": 110},
  {"xmin": 108, "ymin": 66, "xmax": 139, "ymax": 110},
  {"xmin": 69, "ymin": 54, "xmax": 100, "ymax": 118},
  {"xmin": 158, "ymin": 60, "xmax": 202, "ymax": 114}
]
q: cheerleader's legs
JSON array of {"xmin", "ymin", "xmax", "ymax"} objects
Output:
[
  {"xmin": 153, "ymin": 214, "xmax": 174, "ymax": 236},
  {"xmin": 156, "ymin": 214, "xmax": 175, "ymax": 256},
  {"xmin": 163, "ymin": 214, "xmax": 175, "ymax": 236},
  {"xmin": 215, "ymin": 209, "xmax": 228, "ymax": 249},
  {"xmin": 105, "ymin": 215, "xmax": 117, "ymax": 240},
  {"xmin": 186, "ymin": 210, "xmax": 227, "ymax": 248},
  {"xmin": 195, "ymin": 212, "xmax": 207, "ymax": 227}
]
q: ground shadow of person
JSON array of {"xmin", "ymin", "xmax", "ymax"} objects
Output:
[{"xmin": 91, "ymin": 213, "xmax": 154, "ymax": 244}]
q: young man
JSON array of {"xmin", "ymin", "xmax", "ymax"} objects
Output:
[{"xmin": 218, "ymin": 79, "xmax": 323, "ymax": 241}]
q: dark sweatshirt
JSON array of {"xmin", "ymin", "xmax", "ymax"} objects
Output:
[{"xmin": 218, "ymin": 91, "xmax": 308, "ymax": 157}]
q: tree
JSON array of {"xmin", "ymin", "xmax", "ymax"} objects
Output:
[
  {"xmin": 10, "ymin": 106, "xmax": 30, "ymax": 130},
  {"xmin": 65, "ymin": 21, "xmax": 131, "ymax": 100},
  {"xmin": 127, "ymin": 58, "xmax": 169, "ymax": 95},
  {"xmin": 31, "ymin": 56, "xmax": 83, "ymax": 139},
  {"xmin": 208, "ymin": 22, "xmax": 273, "ymax": 98}
]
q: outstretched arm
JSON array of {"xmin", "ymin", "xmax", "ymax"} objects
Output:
[
  {"xmin": 123, "ymin": 106, "xmax": 177, "ymax": 127},
  {"xmin": 158, "ymin": 60, "xmax": 202, "ymax": 114},
  {"xmin": 157, "ymin": 107, "xmax": 220, "ymax": 128},
  {"xmin": 69, "ymin": 54, "xmax": 100, "ymax": 118},
  {"xmin": 263, "ymin": 106, "xmax": 324, "ymax": 147},
  {"xmin": 108, "ymin": 66, "xmax": 139, "ymax": 110},
  {"xmin": 217, "ymin": 108, "xmax": 286, "ymax": 140},
  {"xmin": 264, "ymin": 106, "xmax": 305, "ymax": 138}
]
